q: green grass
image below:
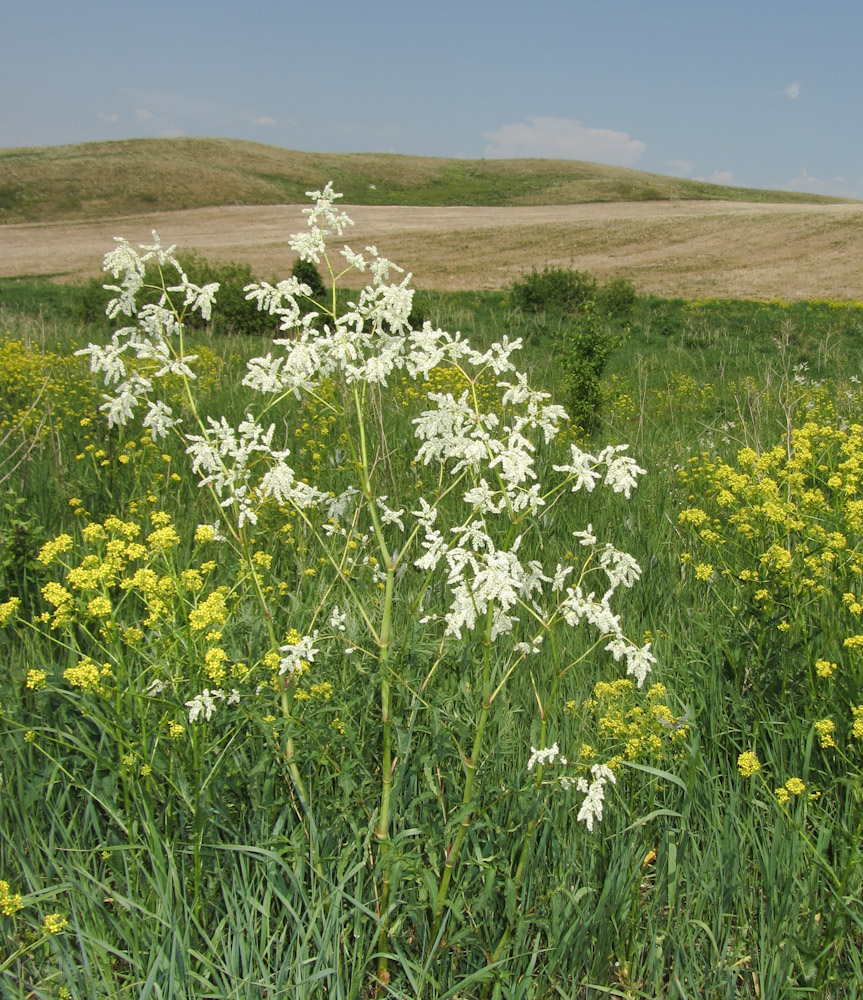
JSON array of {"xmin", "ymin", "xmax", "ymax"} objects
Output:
[
  {"xmin": 0, "ymin": 138, "xmax": 850, "ymax": 223},
  {"xmin": 1, "ymin": 275, "xmax": 863, "ymax": 998}
]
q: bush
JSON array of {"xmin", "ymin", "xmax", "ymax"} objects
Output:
[
  {"xmin": 75, "ymin": 253, "xmax": 280, "ymax": 337},
  {"xmin": 290, "ymin": 258, "xmax": 327, "ymax": 302},
  {"xmin": 509, "ymin": 266, "xmax": 598, "ymax": 315},
  {"xmin": 561, "ymin": 300, "xmax": 611, "ymax": 433},
  {"xmin": 599, "ymin": 277, "xmax": 637, "ymax": 318}
]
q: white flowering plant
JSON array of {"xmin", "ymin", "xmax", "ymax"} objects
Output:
[{"xmin": 70, "ymin": 183, "xmax": 681, "ymax": 984}]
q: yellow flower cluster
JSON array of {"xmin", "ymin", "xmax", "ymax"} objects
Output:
[
  {"xmin": 25, "ymin": 669, "xmax": 47, "ymax": 691},
  {"xmin": 0, "ymin": 879, "xmax": 23, "ymax": 916},
  {"xmin": 63, "ymin": 657, "xmax": 104, "ymax": 693},
  {"xmin": 815, "ymin": 659, "xmax": 837, "ymax": 679},
  {"xmin": 188, "ymin": 589, "xmax": 230, "ymax": 631},
  {"xmin": 814, "ymin": 718, "xmax": 836, "ymax": 749},
  {"xmin": 204, "ymin": 647, "xmax": 229, "ymax": 684},
  {"xmin": 146, "ymin": 524, "xmax": 181, "ymax": 552},
  {"xmin": 0, "ymin": 335, "xmax": 101, "ymax": 448},
  {"xmin": 577, "ymin": 679, "xmax": 689, "ymax": 765},
  {"xmin": 42, "ymin": 913, "xmax": 67, "ymax": 934},
  {"xmin": 0, "ymin": 597, "xmax": 20, "ymax": 625},
  {"xmin": 37, "ymin": 533, "xmax": 74, "ymax": 566},
  {"xmin": 737, "ymin": 751, "xmax": 761, "ymax": 777},
  {"xmin": 775, "ymin": 776, "xmax": 806, "ymax": 804},
  {"xmin": 679, "ymin": 418, "xmax": 863, "ymax": 711}
]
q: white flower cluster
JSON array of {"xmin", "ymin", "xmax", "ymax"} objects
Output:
[
  {"xmin": 185, "ymin": 687, "xmax": 240, "ymax": 723},
  {"xmin": 553, "ymin": 442, "xmax": 646, "ymax": 498},
  {"xmin": 278, "ymin": 632, "xmax": 320, "ymax": 677},
  {"xmin": 527, "ymin": 743, "xmax": 567, "ymax": 771},
  {"xmin": 77, "ymin": 232, "xmax": 213, "ymax": 433},
  {"xmin": 575, "ymin": 763, "xmax": 617, "ymax": 833},
  {"xmin": 528, "ymin": 748, "xmax": 617, "ymax": 833}
]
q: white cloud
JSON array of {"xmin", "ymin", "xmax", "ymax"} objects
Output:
[
  {"xmin": 666, "ymin": 159, "xmax": 694, "ymax": 176},
  {"xmin": 252, "ymin": 115, "xmax": 277, "ymax": 126},
  {"xmin": 783, "ymin": 82, "xmax": 801, "ymax": 100},
  {"xmin": 135, "ymin": 108, "xmax": 154, "ymax": 121},
  {"xmin": 784, "ymin": 168, "xmax": 863, "ymax": 199},
  {"xmin": 708, "ymin": 170, "xmax": 735, "ymax": 185},
  {"xmin": 97, "ymin": 111, "xmax": 119, "ymax": 124},
  {"xmin": 483, "ymin": 116, "xmax": 646, "ymax": 167}
]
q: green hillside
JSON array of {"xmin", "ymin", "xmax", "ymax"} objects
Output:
[{"xmin": 0, "ymin": 137, "xmax": 849, "ymax": 224}]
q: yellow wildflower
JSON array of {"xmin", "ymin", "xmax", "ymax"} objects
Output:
[
  {"xmin": 814, "ymin": 718, "xmax": 836, "ymax": 748},
  {"xmin": 25, "ymin": 669, "xmax": 47, "ymax": 691},
  {"xmin": 147, "ymin": 525, "xmax": 180, "ymax": 552},
  {"xmin": 87, "ymin": 596, "xmax": 112, "ymax": 618},
  {"xmin": 189, "ymin": 589, "xmax": 229, "ymax": 631},
  {"xmin": 194, "ymin": 524, "xmax": 216, "ymax": 543},
  {"xmin": 0, "ymin": 597, "xmax": 20, "ymax": 625},
  {"xmin": 37, "ymin": 534, "xmax": 73, "ymax": 566},
  {"xmin": 815, "ymin": 659, "xmax": 837, "ymax": 678},
  {"xmin": 63, "ymin": 657, "xmax": 102, "ymax": 692},
  {"xmin": 42, "ymin": 913, "xmax": 67, "ymax": 934},
  {"xmin": 0, "ymin": 880, "xmax": 23, "ymax": 916},
  {"xmin": 737, "ymin": 751, "xmax": 761, "ymax": 777}
]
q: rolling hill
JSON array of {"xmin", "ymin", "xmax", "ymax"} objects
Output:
[{"xmin": 0, "ymin": 137, "xmax": 849, "ymax": 224}]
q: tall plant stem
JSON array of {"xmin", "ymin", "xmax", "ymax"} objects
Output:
[
  {"xmin": 429, "ymin": 603, "xmax": 495, "ymax": 945},
  {"xmin": 348, "ymin": 382, "xmax": 399, "ymax": 987},
  {"xmin": 374, "ymin": 566, "xmax": 396, "ymax": 987},
  {"xmin": 489, "ymin": 635, "xmax": 562, "ymax": 971}
]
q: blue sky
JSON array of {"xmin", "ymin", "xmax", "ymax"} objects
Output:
[{"xmin": 3, "ymin": 0, "xmax": 861, "ymax": 197}]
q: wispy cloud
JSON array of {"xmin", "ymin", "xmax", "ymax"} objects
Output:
[
  {"xmin": 784, "ymin": 168, "xmax": 863, "ymax": 199},
  {"xmin": 666, "ymin": 159, "xmax": 694, "ymax": 176},
  {"xmin": 783, "ymin": 81, "xmax": 801, "ymax": 100},
  {"xmin": 97, "ymin": 111, "xmax": 119, "ymax": 124},
  {"xmin": 708, "ymin": 170, "xmax": 735, "ymax": 185},
  {"xmin": 483, "ymin": 116, "xmax": 646, "ymax": 167},
  {"xmin": 125, "ymin": 90, "xmax": 274, "ymax": 135}
]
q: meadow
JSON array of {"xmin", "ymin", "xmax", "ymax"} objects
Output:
[{"xmin": 1, "ymin": 192, "xmax": 863, "ymax": 1000}]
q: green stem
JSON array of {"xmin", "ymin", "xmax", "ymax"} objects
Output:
[
  {"xmin": 489, "ymin": 633, "xmax": 562, "ymax": 970},
  {"xmin": 373, "ymin": 567, "xmax": 396, "ymax": 988},
  {"xmin": 429, "ymin": 603, "xmax": 494, "ymax": 945}
]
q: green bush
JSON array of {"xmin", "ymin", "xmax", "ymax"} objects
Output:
[
  {"xmin": 509, "ymin": 266, "xmax": 598, "ymax": 315},
  {"xmin": 599, "ymin": 276, "xmax": 637, "ymax": 318},
  {"xmin": 290, "ymin": 258, "xmax": 327, "ymax": 302},
  {"xmin": 74, "ymin": 253, "xmax": 279, "ymax": 336},
  {"xmin": 561, "ymin": 300, "xmax": 611, "ymax": 433}
]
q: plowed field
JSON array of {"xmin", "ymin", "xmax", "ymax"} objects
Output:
[{"xmin": 3, "ymin": 200, "xmax": 863, "ymax": 299}]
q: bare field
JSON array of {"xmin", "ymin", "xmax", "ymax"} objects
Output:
[{"xmin": 3, "ymin": 200, "xmax": 863, "ymax": 299}]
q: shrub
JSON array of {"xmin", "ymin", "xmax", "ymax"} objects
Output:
[
  {"xmin": 599, "ymin": 276, "xmax": 637, "ymax": 318},
  {"xmin": 561, "ymin": 300, "xmax": 612, "ymax": 433},
  {"xmin": 290, "ymin": 258, "xmax": 327, "ymax": 301},
  {"xmin": 509, "ymin": 266, "xmax": 598, "ymax": 315},
  {"xmin": 181, "ymin": 254, "xmax": 277, "ymax": 336},
  {"xmin": 75, "ymin": 253, "xmax": 279, "ymax": 337}
]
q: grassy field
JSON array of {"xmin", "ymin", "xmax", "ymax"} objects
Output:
[
  {"xmin": 0, "ymin": 138, "xmax": 850, "ymax": 224},
  {"xmin": 1, "ymin": 200, "xmax": 863, "ymax": 1000}
]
